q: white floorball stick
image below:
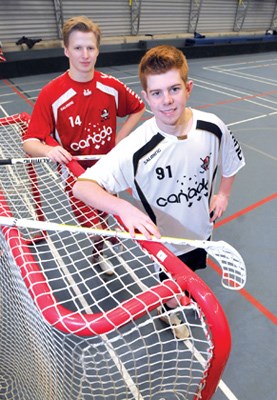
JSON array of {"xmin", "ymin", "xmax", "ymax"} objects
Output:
[
  {"xmin": 0, "ymin": 215, "xmax": 246, "ymax": 290},
  {"xmin": 0, "ymin": 155, "xmax": 104, "ymax": 166}
]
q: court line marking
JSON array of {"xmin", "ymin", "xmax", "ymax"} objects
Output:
[
  {"xmin": 193, "ymin": 78, "xmax": 277, "ymax": 106},
  {"xmin": 203, "ymin": 59, "xmax": 276, "ymax": 86},
  {"xmin": 215, "ymin": 193, "xmax": 277, "ymax": 229},
  {"xmin": 1, "ymin": 79, "xmax": 35, "ymax": 107},
  {"xmin": 194, "ymin": 85, "xmax": 277, "ymax": 111},
  {"xmin": 209, "ymin": 259, "xmax": 277, "ymax": 326},
  {"xmin": 239, "ymin": 140, "xmax": 277, "ymax": 162},
  {"xmin": 203, "ymin": 66, "xmax": 277, "ymax": 87},
  {"xmin": 0, "ymin": 88, "xmax": 41, "ymax": 99},
  {"xmin": 205, "ymin": 64, "xmax": 277, "ymax": 79},
  {"xmin": 193, "ymin": 75, "xmax": 277, "ymax": 96},
  {"xmin": 212, "ymin": 192, "xmax": 277, "ymax": 325}
]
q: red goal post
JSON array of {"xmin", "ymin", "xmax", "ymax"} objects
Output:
[{"xmin": 0, "ymin": 113, "xmax": 232, "ymax": 400}]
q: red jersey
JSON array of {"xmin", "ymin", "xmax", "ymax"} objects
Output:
[{"xmin": 24, "ymin": 70, "xmax": 144, "ymax": 158}]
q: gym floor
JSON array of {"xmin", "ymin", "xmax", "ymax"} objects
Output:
[{"xmin": 0, "ymin": 50, "xmax": 276, "ymax": 400}]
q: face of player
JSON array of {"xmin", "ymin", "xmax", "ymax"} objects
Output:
[
  {"xmin": 64, "ymin": 30, "xmax": 99, "ymax": 82},
  {"xmin": 142, "ymin": 68, "xmax": 193, "ymax": 134}
]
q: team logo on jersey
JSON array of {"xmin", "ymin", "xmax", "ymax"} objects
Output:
[
  {"xmin": 156, "ymin": 176, "xmax": 209, "ymax": 208},
  {"xmin": 70, "ymin": 125, "xmax": 113, "ymax": 151},
  {"xmin": 200, "ymin": 154, "xmax": 211, "ymax": 173},
  {"xmin": 101, "ymin": 108, "xmax": 110, "ymax": 121},
  {"xmin": 83, "ymin": 89, "xmax": 92, "ymax": 96}
]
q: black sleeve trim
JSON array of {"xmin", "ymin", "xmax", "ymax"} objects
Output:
[
  {"xmin": 132, "ymin": 133, "xmax": 165, "ymax": 224},
  {"xmin": 196, "ymin": 120, "xmax": 223, "ymax": 145}
]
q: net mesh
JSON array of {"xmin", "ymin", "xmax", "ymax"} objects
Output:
[{"xmin": 0, "ymin": 113, "xmax": 231, "ymax": 400}]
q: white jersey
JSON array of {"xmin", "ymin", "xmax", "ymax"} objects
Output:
[{"xmin": 80, "ymin": 108, "xmax": 245, "ymax": 255}]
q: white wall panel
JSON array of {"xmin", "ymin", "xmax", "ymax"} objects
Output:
[
  {"xmin": 0, "ymin": 0, "xmax": 58, "ymax": 42},
  {"xmin": 62, "ymin": 0, "xmax": 131, "ymax": 37},
  {"xmin": 243, "ymin": 0, "xmax": 276, "ymax": 31},
  {"xmin": 139, "ymin": 0, "xmax": 191, "ymax": 35},
  {"xmin": 197, "ymin": 0, "xmax": 238, "ymax": 33},
  {"xmin": 0, "ymin": 0, "xmax": 277, "ymax": 43}
]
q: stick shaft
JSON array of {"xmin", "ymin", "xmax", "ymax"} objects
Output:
[
  {"xmin": 0, "ymin": 155, "xmax": 104, "ymax": 165},
  {"xmin": 0, "ymin": 215, "xmax": 246, "ymax": 290},
  {"xmin": 0, "ymin": 215, "xmax": 206, "ymax": 247}
]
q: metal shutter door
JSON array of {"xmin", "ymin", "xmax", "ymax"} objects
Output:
[
  {"xmin": 243, "ymin": 0, "xmax": 277, "ymax": 31},
  {"xmin": 62, "ymin": 0, "xmax": 131, "ymax": 37},
  {"xmin": 0, "ymin": 0, "xmax": 58, "ymax": 42},
  {"xmin": 138, "ymin": 0, "xmax": 191, "ymax": 35},
  {"xmin": 197, "ymin": 0, "xmax": 238, "ymax": 34}
]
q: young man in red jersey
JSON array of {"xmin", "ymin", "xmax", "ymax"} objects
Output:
[
  {"xmin": 23, "ymin": 15, "xmax": 145, "ymax": 165},
  {"xmin": 23, "ymin": 16, "xmax": 145, "ymax": 274}
]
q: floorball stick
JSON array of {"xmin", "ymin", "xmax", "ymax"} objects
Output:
[{"xmin": 0, "ymin": 215, "xmax": 246, "ymax": 290}]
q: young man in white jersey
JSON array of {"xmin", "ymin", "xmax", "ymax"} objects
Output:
[
  {"xmin": 23, "ymin": 16, "xmax": 145, "ymax": 275},
  {"xmin": 72, "ymin": 45, "xmax": 245, "ymax": 338}
]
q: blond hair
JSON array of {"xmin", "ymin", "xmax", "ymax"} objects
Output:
[
  {"xmin": 62, "ymin": 16, "xmax": 101, "ymax": 49},
  {"xmin": 139, "ymin": 45, "xmax": 189, "ymax": 91}
]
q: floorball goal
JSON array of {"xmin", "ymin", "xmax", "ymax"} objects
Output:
[{"xmin": 0, "ymin": 113, "xmax": 235, "ymax": 400}]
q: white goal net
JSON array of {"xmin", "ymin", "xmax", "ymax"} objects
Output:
[{"xmin": 0, "ymin": 113, "xmax": 232, "ymax": 400}]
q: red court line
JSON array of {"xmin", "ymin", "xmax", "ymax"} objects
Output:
[
  {"xmin": 215, "ymin": 192, "xmax": 277, "ymax": 229},
  {"xmin": 208, "ymin": 259, "xmax": 277, "ymax": 325},
  {"xmin": 211, "ymin": 192, "xmax": 277, "ymax": 325},
  {"xmin": 2, "ymin": 79, "xmax": 35, "ymax": 107},
  {"xmin": 196, "ymin": 89, "xmax": 277, "ymax": 109}
]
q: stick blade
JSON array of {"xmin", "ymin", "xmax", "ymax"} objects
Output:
[{"xmin": 206, "ymin": 241, "xmax": 247, "ymax": 290}]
